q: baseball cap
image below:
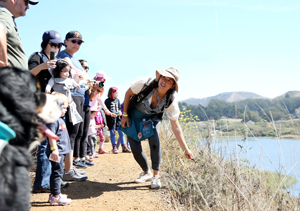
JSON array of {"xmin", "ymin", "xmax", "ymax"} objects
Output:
[
  {"xmin": 29, "ymin": 0, "xmax": 39, "ymax": 5},
  {"xmin": 42, "ymin": 30, "xmax": 63, "ymax": 44},
  {"xmin": 65, "ymin": 31, "xmax": 84, "ymax": 42}
]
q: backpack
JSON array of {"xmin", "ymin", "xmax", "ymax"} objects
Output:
[{"xmin": 127, "ymin": 78, "xmax": 174, "ymax": 120}]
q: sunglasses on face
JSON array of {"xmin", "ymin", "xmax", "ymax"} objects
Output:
[
  {"xmin": 48, "ymin": 43, "xmax": 62, "ymax": 49},
  {"xmin": 23, "ymin": 0, "xmax": 29, "ymax": 6},
  {"xmin": 69, "ymin": 40, "xmax": 83, "ymax": 45},
  {"xmin": 82, "ymin": 66, "xmax": 89, "ymax": 70}
]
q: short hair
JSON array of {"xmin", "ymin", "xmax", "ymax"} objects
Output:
[
  {"xmin": 108, "ymin": 87, "xmax": 118, "ymax": 99},
  {"xmin": 52, "ymin": 59, "xmax": 71, "ymax": 78},
  {"xmin": 51, "ymin": 92, "xmax": 69, "ymax": 105}
]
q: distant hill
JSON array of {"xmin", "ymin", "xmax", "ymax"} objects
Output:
[
  {"xmin": 181, "ymin": 91, "xmax": 267, "ymax": 106},
  {"xmin": 274, "ymin": 91, "xmax": 300, "ymax": 99}
]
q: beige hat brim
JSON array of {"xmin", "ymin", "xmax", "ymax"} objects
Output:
[{"xmin": 156, "ymin": 70, "xmax": 178, "ymax": 92}]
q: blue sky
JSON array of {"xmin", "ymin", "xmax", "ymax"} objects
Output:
[{"xmin": 17, "ymin": 0, "xmax": 300, "ymax": 101}]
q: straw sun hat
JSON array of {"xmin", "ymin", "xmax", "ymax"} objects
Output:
[{"xmin": 155, "ymin": 67, "xmax": 180, "ymax": 92}]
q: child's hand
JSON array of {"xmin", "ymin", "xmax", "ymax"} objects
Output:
[
  {"xmin": 50, "ymin": 149, "xmax": 59, "ymax": 162},
  {"xmin": 46, "ymin": 90, "xmax": 51, "ymax": 94},
  {"xmin": 111, "ymin": 113, "xmax": 117, "ymax": 118},
  {"xmin": 105, "ymin": 126, "xmax": 109, "ymax": 130},
  {"xmin": 100, "ymin": 124, "xmax": 104, "ymax": 128},
  {"xmin": 77, "ymin": 85, "xmax": 81, "ymax": 90}
]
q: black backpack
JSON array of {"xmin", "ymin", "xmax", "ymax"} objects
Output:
[{"xmin": 127, "ymin": 78, "xmax": 174, "ymax": 120}]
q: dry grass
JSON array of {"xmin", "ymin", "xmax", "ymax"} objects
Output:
[{"xmin": 159, "ymin": 119, "xmax": 300, "ymax": 211}]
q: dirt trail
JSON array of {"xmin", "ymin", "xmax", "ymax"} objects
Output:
[{"xmin": 30, "ymin": 142, "xmax": 173, "ymax": 211}]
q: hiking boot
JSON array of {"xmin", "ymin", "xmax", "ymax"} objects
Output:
[
  {"xmin": 98, "ymin": 148, "xmax": 108, "ymax": 154},
  {"xmin": 81, "ymin": 159, "xmax": 95, "ymax": 166},
  {"xmin": 134, "ymin": 172, "xmax": 153, "ymax": 183},
  {"xmin": 112, "ymin": 146, "xmax": 119, "ymax": 154},
  {"xmin": 49, "ymin": 194, "xmax": 71, "ymax": 206},
  {"xmin": 72, "ymin": 166, "xmax": 87, "ymax": 176},
  {"xmin": 122, "ymin": 145, "xmax": 131, "ymax": 153},
  {"xmin": 151, "ymin": 176, "xmax": 161, "ymax": 189},
  {"xmin": 63, "ymin": 169, "xmax": 87, "ymax": 182},
  {"xmin": 73, "ymin": 160, "xmax": 87, "ymax": 168}
]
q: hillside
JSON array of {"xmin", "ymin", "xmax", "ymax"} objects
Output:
[
  {"xmin": 274, "ymin": 91, "xmax": 300, "ymax": 99},
  {"xmin": 181, "ymin": 91, "xmax": 267, "ymax": 106}
]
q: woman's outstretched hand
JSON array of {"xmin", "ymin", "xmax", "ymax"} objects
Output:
[
  {"xmin": 121, "ymin": 116, "xmax": 129, "ymax": 128},
  {"xmin": 184, "ymin": 149, "xmax": 194, "ymax": 161}
]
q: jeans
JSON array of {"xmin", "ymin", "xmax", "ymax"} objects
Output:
[
  {"xmin": 32, "ymin": 139, "xmax": 51, "ymax": 191},
  {"xmin": 109, "ymin": 127, "xmax": 125, "ymax": 146},
  {"xmin": 49, "ymin": 154, "xmax": 66, "ymax": 196}
]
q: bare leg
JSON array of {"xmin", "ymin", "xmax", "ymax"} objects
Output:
[{"xmin": 64, "ymin": 150, "xmax": 73, "ymax": 173}]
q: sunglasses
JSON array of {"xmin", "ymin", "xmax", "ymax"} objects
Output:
[
  {"xmin": 82, "ymin": 66, "xmax": 89, "ymax": 70},
  {"xmin": 23, "ymin": 0, "xmax": 29, "ymax": 6},
  {"xmin": 49, "ymin": 43, "xmax": 62, "ymax": 48},
  {"xmin": 69, "ymin": 40, "xmax": 83, "ymax": 45}
]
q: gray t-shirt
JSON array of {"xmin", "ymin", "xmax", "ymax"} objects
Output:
[{"xmin": 0, "ymin": 6, "xmax": 28, "ymax": 69}]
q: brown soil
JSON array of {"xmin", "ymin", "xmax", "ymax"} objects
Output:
[{"xmin": 30, "ymin": 142, "xmax": 173, "ymax": 211}]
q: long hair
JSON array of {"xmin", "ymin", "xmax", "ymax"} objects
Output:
[
  {"xmin": 52, "ymin": 59, "xmax": 71, "ymax": 78},
  {"xmin": 108, "ymin": 87, "xmax": 118, "ymax": 99}
]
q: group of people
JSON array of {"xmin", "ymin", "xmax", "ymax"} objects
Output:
[
  {"xmin": 0, "ymin": 0, "xmax": 194, "ymax": 207},
  {"xmin": 30, "ymin": 30, "xmax": 133, "ymax": 205}
]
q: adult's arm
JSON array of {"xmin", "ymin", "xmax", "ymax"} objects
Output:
[
  {"xmin": 121, "ymin": 87, "xmax": 135, "ymax": 127},
  {"xmin": 63, "ymin": 57, "xmax": 89, "ymax": 82},
  {"xmin": 30, "ymin": 60, "xmax": 56, "ymax": 76},
  {"xmin": 0, "ymin": 23, "xmax": 8, "ymax": 67},
  {"xmin": 170, "ymin": 119, "xmax": 194, "ymax": 161}
]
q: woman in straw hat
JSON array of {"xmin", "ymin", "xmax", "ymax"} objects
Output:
[{"xmin": 120, "ymin": 67, "xmax": 194, "ymax": 189}]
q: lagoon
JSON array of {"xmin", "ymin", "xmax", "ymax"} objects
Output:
[{"xmin": 200, "ymin": 137, "xmax": 300, "ymax": 196}]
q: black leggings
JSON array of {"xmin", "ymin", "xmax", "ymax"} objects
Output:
[
  {"xmin": 80, "ymin": 106, "xmax": 90, "ymax": 157},
  {"xmin": 127, "ymin": 128, "xmax": 161, "ymax": 171},
  {"xmin": 66, "ymin": 96, "xmax": 84, "ymax": 158}
]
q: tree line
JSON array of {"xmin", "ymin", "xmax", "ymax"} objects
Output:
[{"xmin": 179, "ymin": 96, "xmax": 300, "ymax": 122}]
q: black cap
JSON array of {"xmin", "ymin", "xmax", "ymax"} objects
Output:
[
  {"xmin": 29, "ymin": 0, "xmax": 39, "ymax": 5},
  {"xmin": 65, "ymin": 31, "xmax": 84, "ymax": 42},
  {"xmin": 42, "ymin": 30, "xmax": 63, "ymax": 44}
]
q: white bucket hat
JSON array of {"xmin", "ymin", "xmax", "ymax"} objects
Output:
[{"xmin": 155, "ymin": 67, "xmax": 180, "ymax": 92}]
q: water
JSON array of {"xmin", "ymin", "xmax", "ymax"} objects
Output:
[{"xmin": 200, "ymin": 137, "xmax": 300, "ymax": 197}]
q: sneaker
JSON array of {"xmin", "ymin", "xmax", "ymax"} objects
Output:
[
  {"xmin": 151, "ymin": 176, "xmax": 161, "ymax": 189},
  {"xmin": 81, "ymin": 159, "xmax": 95, "ymax": 166},
  {"xmin": 122, "ymin": 145, "xmax": 132, "ymax": 153},
  {"xmin": 85, "ymin": 156, "xmax": 93, "ymax": 162},
  {"xmin": 112, "ymin": 146, "xmax": 119, "ymax": 154},
  {"xmin": 63, "ymin": 169, "xmax": 87, "ymax": 182},
  {"xmin": 61, "ymin": 181, "xmax": 69, "ymax": 189},
  {"xmin": 49, "ymin": 194, "xmax": 71, "ymax": 206},
  {"xmin": 73, "ymin": 160, "xmax": 87, "ymax": 168},
  {"xmin": 98, "ymin": 148, "xmax": 108, "ymax": 154},
  {"xmin": 134, "ymin": 172, "xmax": 153, "ymax": 183},
  {"xmin": 48, "ymin": 194, "xmax": 67, "ymax": 203},
  {"xmin": 93, "ymin": 153, "xmax": 99, "ymax": 158},
  {"xmin": 72, "ymin": 166, "xmax": 87, "ymax": 176}
]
